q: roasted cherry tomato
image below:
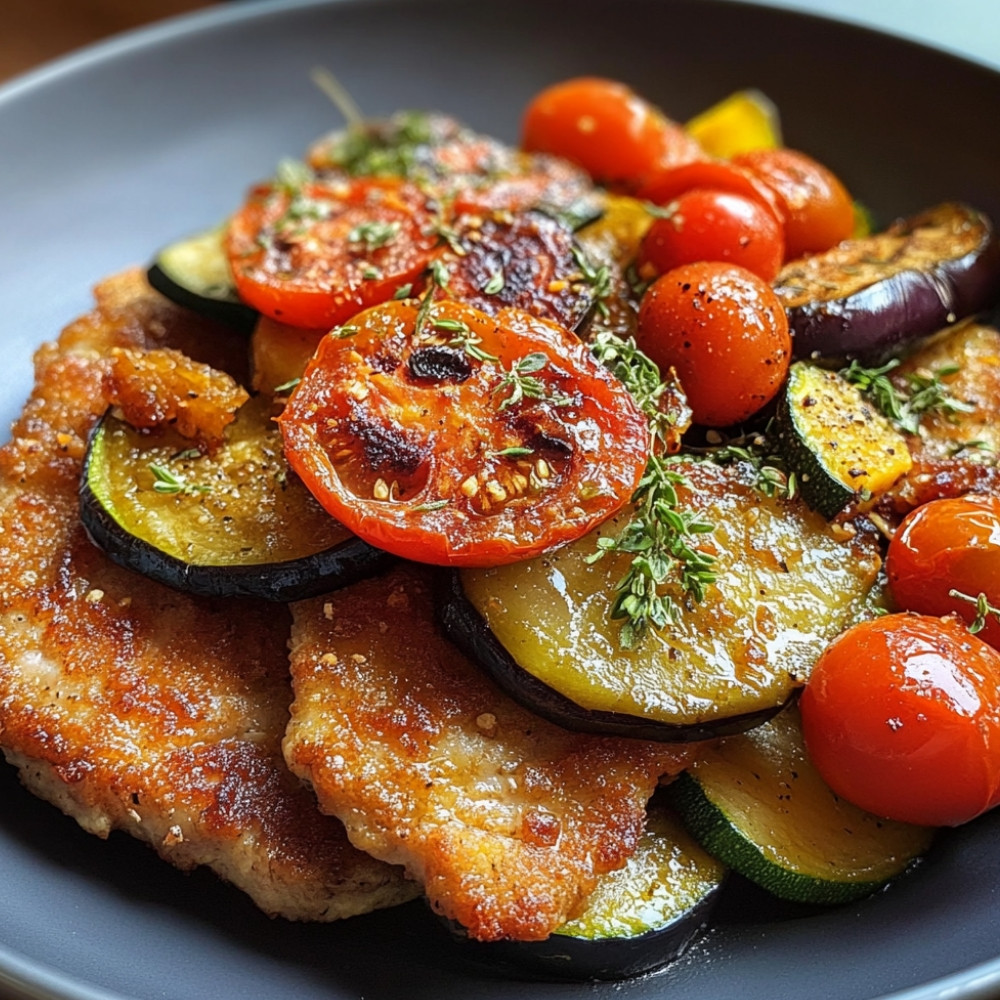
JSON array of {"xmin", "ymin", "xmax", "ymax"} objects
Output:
[
  {"xmin": 887, "ymin": 495, "xmax": 1000, "ymax": 649},
  {"xmin": 638, "ymin": 188, "xmax": 785, "ymax": 282},
  {"xmin": 732, "ymin": 148, "xmax": 854, "ymax": 260},
  {"xmin": 636, "ymin": 261, "xmax": 791, "ymax": 427},
  {"xmin": 225, "ymin": 176, "xmax": 439, "ymax": 330},
  {"xmin": 278, "ymin": 298, "xmax": 649, "ymax": 566},
  {"xmin": 521, "ymin": 77, "xmax": 704, "ymax": 191},
  {"xmin": 800, "ymin": 614, "xmax": 1000, "ymax": 827},
  {"xmin": 441, "ymin": 210, "xmax": 594, "ymax": 331},
  {"xmin": 637, "ymin": 160, "xmax": 783, "ymax": 222}
]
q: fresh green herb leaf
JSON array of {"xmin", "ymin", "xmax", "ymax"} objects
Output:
[
  {"xmin": 587, "ymin": 454, "xmax": 717, "ymax": 648},
  {"xmin": 347, "ymin": 219, "xmax": 401, "ymax": 251},
  {"xmin": 949, "ymin": 589, "xmax": 1000, "ymax": 634},
  {"xmin": 495, "ymin": 353, "xmax": 572, "ymax": 411},
  {"xmin": 412, "ymin": 498, "xmax": 451, "ymax": 512},
  {"xmin": 148, "ymin": 463, "xmax": 212, "ymax": 496},
  {"xmin": 272, "ymin": 377, "xmax": 302, "ymax": 394},
  {"xmin": 483, "ymin": 269, "xmax": 505, "ymax": 294},
  {"xmin": 841, "ymin": 358, "xmax": 975, "ymax": 434}
]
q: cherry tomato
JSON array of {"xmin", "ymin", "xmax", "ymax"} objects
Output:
[
  {"xmin": 224, "ymin": 177, "xmax": 439, "ymax": 330},
  {"xmin": 887, "ymin": 495, "xmax": 1000, "ymax": 649},
  {"xmin": 800, "ymin": 614, "xmax": 1000, "ymax": 827},
  {"xmin": 521, "ymin": 77, "xmax": 704, "ymax": 191},
  {"xmin": 732, "ymin": 148, "xmax": 854, "ymax": 259},
  {"xmin": 278, "ymin": 298, "xmax": 649, "ymax": 566},
  {"xmin": 638, "ymin": 188, "xmax": 785, "ymax": 282},
  {"xmin": 636, "ymin": 262, "xmax": 791, "ymax": 427},
  {"xmin": 637, "ymin": 160, "xmax": 783, "ymax": 222}
]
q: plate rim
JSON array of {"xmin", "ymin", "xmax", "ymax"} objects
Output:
[{"xmin": 1, "ymin": 2, "xmax": 1000, "ymax": 999}]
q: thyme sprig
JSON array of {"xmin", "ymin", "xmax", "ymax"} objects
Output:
[
  {"xmin": 587, "ymin": 455, "xmax": 717, "ymax": 649},
  {"xmin": 589, "ymin": 331, "xmax": 678, "ymax": 450},
  {"xmin": 495, "ymin": 353, "xmax": 572, "ymax": 411},
  {"xmin": 570, "ymin": 245, "xmax": 613, "ymax": 318},
  {"xmin": 148, "ymin": 463, "xmax": 212, "ymax": 496},
  {"xmin": 841, "ymin": 358, "xmax": 975, "ymax": 435},
  {"xmin": 588, "ymin": 331, "xmax": 718, "ymax": 648},
  {"xmin": 697, "ymin": 427, "xmax": 797, "ymax": 500},
  {"xmin": 949, "ymin": 589, "xmax": 1000, "ymax": 635}
]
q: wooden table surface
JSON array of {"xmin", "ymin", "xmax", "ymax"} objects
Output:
[{"xmin": 1, "ymin": 0, "xmax": 217, "ymax": 83}]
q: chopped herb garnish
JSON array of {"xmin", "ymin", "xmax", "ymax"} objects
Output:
[
  {"xmin": 148, "ymin": 463, "xmax": 212, "ymax": 496},
  {"xmin": 570, "ymin": 244, "xmax": 613, "ymax": 317},
  {"xmin": 412, "ymin": 498, "xmax": 451, "ymax": 512},
  {"xmin": 491, "ymin": 446, "xmax": 535, "ymax": 458},
  {"xmin": 496, "ymin": 353, "xmax": 572, "ymax": 411},
  {"xmin": 348, "ymin": 219, "xmax": 401, "ymax": 251},
  {"xmin": 483, "ymin": 269, "xmax": 505, "ymax": 294},
  {"xmin": 333, "ymin": 324, "xmax": 360, "ymax": 339},
  {"xmin": 393, "ymin": 283, "xmax": 414, "ymax": 300},
  {"xmin": 587, "ymin": 454, "xmax": 717, "ymax": 649},
  {"xmin": 272, "ymin": 377, "xmax": 302, "ymax": 394},
  {"xmin": 841, "ymin": 358, "xmax": 975, "ymax": 434}
]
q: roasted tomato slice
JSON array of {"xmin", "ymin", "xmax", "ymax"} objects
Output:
[
  {"xmin": 278, "ymin": 298, "xmax": 649, "ymax": 566},
  {"xmin": 224, "ymin": 176, "xmax": 439, "ymax": 329},
  {"xmin": 441, "ymin": 210, "xmax": 597, "ymax": 331}
]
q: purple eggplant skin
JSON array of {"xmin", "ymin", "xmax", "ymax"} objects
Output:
[
  {"xmin": 436, "ymin": 571, "xmax": 782, "ymax": 744},
  {"xmin": 774, "ymin": 202, "xmax": 1000, "ymax": 362}
]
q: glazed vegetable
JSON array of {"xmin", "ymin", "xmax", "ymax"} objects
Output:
[
  {"xmin": 441, "ymin": 459, "xmax": 883, "ymax": 740},
  {"xmin": 636, "ymin": 261, "xmax": 791, "ymax": 427},
  {"xmin": 684, "ymin": 88, "xmax": 782, "ymax": 158},
  {"xmin": 775, "ymin": 362, "xmax": 912, "ymax": 518},
  {"xmin": 637, "ymin": 188, "xmax": 785, "ymax": 282},
  {"xmin": 733, "ymin": 147, "xmax": 854, "ymax": 259},
  {"xmin": 521, "ymin": 77, "xmax": 704, "ymax": 190},
  {"xmin": 224, "ymin": 173, "xmax": 439, "ymax": 329},
  {"xmin": 668, "ymin": 705, "xmax": 934, "ymax": 904},
  {"xmin": 278, "ymin": 298, "xmax": 649, "ymax": 567},
  {"xmin": 775, "ymin": 202, "xmax": 1000, "ymax": 360},
  {"xmin": 80, "ymin": 401, "xmax": 393, "ymax": 600},
  {"xmin": 147, "ymin": 227, "xmax": 258, "ymax": 333},
  {"xmin": 800, "ymin": 614, "xmax": 1000, "ymax": 827},
  {"xmin": 886, "ymin": 495, "xmax": 1000, "ymax": 649},
  {"xmin": 453, "ymin": 801, "xmax": 725, "ymax": 981}
]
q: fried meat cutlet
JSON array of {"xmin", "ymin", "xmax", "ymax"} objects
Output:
[
  {"xmin": 283, "ymin": 564, "xmax": 694, "ymax": 942},
  {"xmin": 0, "ymin": 270, "xmax": 417, "ymax": 921}
]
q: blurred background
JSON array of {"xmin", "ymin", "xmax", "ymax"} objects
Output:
[{"xmin": 3, "ymin": 0, "xmax": 999, "ymax": 85}]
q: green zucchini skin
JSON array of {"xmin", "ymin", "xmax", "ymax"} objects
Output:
[
  {"xmin": 437, "ymin": 571, "xmax": 781, "ymax": 743},
  {"xmin": 147, "ymin": 227, "xmax": 258, "ymax": 334},
  {"xmin": 775, "ymin": 362, "xmax": 912, "ymax": 519},
  {"xmin": 667, "ymin": 707, "xmax": 935, "ymax": 906},
  {"xmin": 79, "ymin": 410, "xmax": 395, "ymax": 602},
  {"xmin": 80, "ymin": 487, "xmax": 393, "ymax": 602},
  {"xmin": 445, "ymin": 802, "xmax": 726, "ymax": 982}
]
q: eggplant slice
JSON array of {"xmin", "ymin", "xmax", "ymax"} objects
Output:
[
  {"xmin": 775, "ymin": 202, "xmax": 1000, "ymax": 361},
  {"xmin": 80, "ymin": 399, "xmax": 393, "ymax": 601},
  {"xmin": 449, "ymin": 798, "xmax": 726, "ymax": 982},
  {"xmin": 439, "ymin": 460, "xmax": 884, "ymax": 742},
  {"xmin": 147, "ymin": 226, "xmax": 259, "ymax": 334}
]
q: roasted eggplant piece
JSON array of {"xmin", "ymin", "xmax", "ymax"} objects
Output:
[
  {"xmin": 775, "ymin": 202, "xmax": 1000, "ymax": 361},
  {"xmin": 668, "ymin": 705, "xmax": 934, "ymax": 905},
  {"xmin": 448, "ymin": 799, "xmax": 725, "ymax": 981},
  {"xmin": 80, "ymin": 398, "xmax": 393, "ymax": 601},
  {"xmin": 147, "ymin": 227, "xmax": 259, "ymax": 334},
  {"xmin": 440, "ymin": 460, "xmax": 883, "ymax": 741}
]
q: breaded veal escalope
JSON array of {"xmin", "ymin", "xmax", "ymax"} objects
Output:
[
  {"xmin": 0, "ymin": 270, "xmax": 416, "ymax": 921},
  {"xmin": 283, "ymin": 564, "xmax": 694, "ymax": 942}
]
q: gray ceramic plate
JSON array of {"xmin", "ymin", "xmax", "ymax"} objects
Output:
[{"xmin": 1, "ymin": 2, "xmax": 1000, "ymax": 998}]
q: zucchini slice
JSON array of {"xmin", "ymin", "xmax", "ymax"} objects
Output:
[
  {"xmin": 441, "ymin": 460, "xmax": 883, "ymax": 741},
  {"xmin": 668, "ymin": 705, "xmax": 934, "ymax": 905},
  {"xmin": 452, "ymin": 801, "xmax": 725, "ymax": 981},
  {"xmin": 776, "ymin": 361, "xmax": 912, "ymax": 519},
  {"xmin": 147, "ymin": 227, "xmax": 258, "ymax": 334},
  {"xmin": 80, "ymin": 398, "xmax": 393, "ymax": 601}
]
